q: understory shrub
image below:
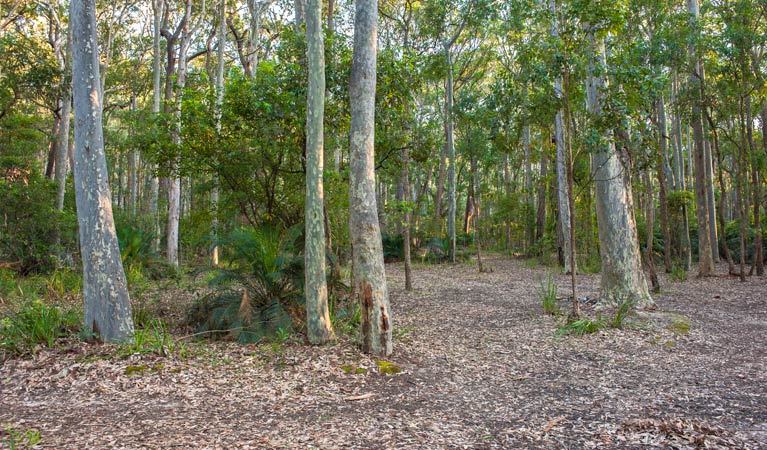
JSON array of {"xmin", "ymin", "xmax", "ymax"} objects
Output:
[
  {"xmin": 0, "ymin": 300, "xmax": 80, "ymax": 358},
  {"xmin": 187, "ymin": 226, "xmax": 305, "ymax": 343},
  {"xmin": 539, "ymin": 273, "xmax": 559, "ymax": 315}
]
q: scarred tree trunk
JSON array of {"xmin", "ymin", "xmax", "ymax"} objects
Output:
[
  {"xmin": 586, "ymin": 31, "xmax": 652, "ymax": 307},
  {"xmin": 71, "ymin": 0, "xmax": 134, "ymax": 342},
  {"xmin": 349, "ymin": 0, "xmax": 391, "ymax": 356},
  {"xmin": 305, "ymin": 0, "xmax": 334, "ymax": 344}
]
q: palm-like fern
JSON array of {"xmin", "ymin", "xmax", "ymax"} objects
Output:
[{"xmin": 188, "ymin": 226, "xmax": 305, "ymax": 343}]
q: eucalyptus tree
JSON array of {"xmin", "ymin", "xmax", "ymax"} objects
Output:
[
  {"xmin": 304, "ymin": 0, "xmax": 334, "ymax": 344},
  {"xmin": 71, "ymin": 0, "xmax": 135, "ymax": 342},
  {"xmin": 687, "ymin": 0, "xmax": 715, "ymax": 276},
  {"xmin": 584, "ymin": 25, "xmax": 652, "ymax": 307},
  {"xmin": 350, "ymin": 0, "xmax": 392, "ymax": 356}
]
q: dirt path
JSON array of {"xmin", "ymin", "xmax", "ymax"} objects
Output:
[{"xmin": 2, "ymin": 256, "xmax": 766, "ymax": 449}]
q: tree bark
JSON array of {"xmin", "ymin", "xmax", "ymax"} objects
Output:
[
  {"xmin": 586, "ymin": 31, "xmax": 652, "ymax": 307},
  {"xmin": 71, "ymin": 0, "xmax": 134, "ymax": 342},
  {"xmin": 688, "ymin": 0, "xmax": 715, "ymax": 276},
  {"xmin": 548, "ymin": 0, "xmax": 573, "ymax": 273},
  {"xmin": 349, "ymin": 0, "xmax": 391, "ymax": 356},
  {"xmin": 305, "ymin": 0, "xmax": 334, "ymax": 344},
  {"xmin": 212, "ymin": 0, "xmax": 225, "ymax": 267}
]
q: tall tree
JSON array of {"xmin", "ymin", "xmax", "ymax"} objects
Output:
[
  {"xmin": 688, "ymin": 0, "xmax": 715, "ymax": 276},
  {"xmin": 305, "ymin": 0, "xmax": 334, "ymax": 344},
  {"xmin": 349, "ymin": 0, "xmax": 392, "ymax": 356},
  {"xmin": 548, "ymin": 0, "xmax": 574, "ymax": 275},
  {"xmin": 586, "ymin": 29, "xmax": 652, "ymax": 307},
  {"xmin": 70, "ymin": 0, "xmax": 135, "ymax": 342}
]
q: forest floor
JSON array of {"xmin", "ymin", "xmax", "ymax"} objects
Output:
[{"xmin": 1, "ymin": 255, "xmax": 766, "ymax": 449}]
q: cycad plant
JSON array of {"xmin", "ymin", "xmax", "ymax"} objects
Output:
[{"xmin": 188, "ymin": 226, "xmax": 305, "ymax": 343}]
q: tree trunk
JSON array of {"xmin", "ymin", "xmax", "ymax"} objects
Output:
[
  {"xmin": 402, "ymin": 144, "xmax": 412, "ymax": 290},
  {"xmin": 444, "ymin": 44, "xmax": 456, "ymax": 263},
  {"xmin": 503, "ymin": 153, "xmax": 511, "ymax": 250},
  {"xmin": 548, "ymin": 0, "xmax": 573, "ymax": 273},
  {"xmin": 645, "ymin": 174, "xmax": 660, "ymax": 292},
  {"xmin": 71, "ymin": 0, "xmax": 135, "ymax": 342},
  {"xmin": 212, "ymin": 0, "xmax": 225, "ymax": 267},
  {"xmin": 705, "ymin": 140, "xmax": 719, "ymax": 262},
  {"xmin": 305, "ymin": 0, "xmax": 334, "ymax": 344},
  {"xmin": 349, "ymin": 0, "xmax": 391, "ymax": 356},
  {"xmin": 471, "ymin": 156, "xmax": 484, "ymax": 273},
  {"xmin": 586, "ymin": 31, "xmax": 652, "ymax": 307},
  {"xmin": 656, "ymin": 98, "xmax": 672, "ymax": 273},
  {"xmin": 150, "ymin": 0, "xmax": 162, "ymax": 252},
  {"xmin": 688, "ymin": 0, "xmax": 715, "ymax": 276},
  {"xmin": 536, "ymin": 148, "xmax": 548, "ymax": 242}
]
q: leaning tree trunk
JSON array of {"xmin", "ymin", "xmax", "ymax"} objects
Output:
[
  {"xmin": 349, "ymin": 0, "xmax": 392, "ymax": 356},
  {"xmin": 586, "ymin": 31, "xmax": 652, "ymax": 307},
  {"xmin": 71, "ymin": 0, "xmax": 135, "ymax": 342},
  {"xmin": 305, "ymin": 0, "xmax": 334, "ymax": 344}
]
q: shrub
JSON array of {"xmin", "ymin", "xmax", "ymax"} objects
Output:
[
  {"xmin": 116, "ymin": 219, "xmax": 171, "ymax": 279},
  {"xmin": 187, "ymin": 226, "xmax": 305, "ymax": 343},
  {"xmin": 539, "ymin": 273, "xmax": 559, "ymax": 315},
  {"xmin": 0, "ymin": 300, "xmax": 80, "ymax": 358},
  {"xmin": 381, "ymin": 233, "xmax": 404, "ymax": 262},
  {"xmin": 556, "ymin": 316, "xmax": 606, "ymax": 337}
]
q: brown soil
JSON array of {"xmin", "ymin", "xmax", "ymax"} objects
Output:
[{"xmin": 1, "ymin": 256, "xmax": 766, "ymax": 449}]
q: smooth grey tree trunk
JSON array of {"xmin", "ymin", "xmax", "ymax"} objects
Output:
[
  {"xmin": 349, "ymin": 0, "xmax": 392, "ymax": 356},
  {"xmin": 705, "ymin": 140, "xmax": 719, "ymax": 262},
  {"xmin": 150, "ymin": 0, "xmax": 162, "ymax": 252},
  {"xmin": 445, "ymin": 45, "xmax": 456, "ymax": 262},
  {"xmin": 70, "ymin": 0, "xmax": 135, "ymax": 342},
  {"xmin": 212, "ymin": 0, "xmax": 225, "ymax": 267},
  {"xmin": 167, "ymin": 0, "xmax": 194, "ymax": 268},
  {"xmin": 586, "ymin": 32, "xmax": 652, "ymax": 307},
  {"xmin": 305, "ymin": 0, "xmax": 334, "ymax": 344},
  {"xmin": 549, "ymin": 0, "xmax": 574, "ymax": 274},
  {"xmin": 688, "ymin": 0, "xmax": 715, "ymax": 276}
]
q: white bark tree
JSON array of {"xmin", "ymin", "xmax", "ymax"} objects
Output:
[
  {"xmin": 586, "ymin": 31, "xmax": 653, "ymax": 307},
  {"xmin": 350, "ymin": 0, "xmax": 392, "ymax": 356},
  {"xmin": 548, "ymin": 0, "xmax": 575, "ymax": 275},
  {"xmin": 70, "ymin": 0, "xmax": 135, "ymax": 342},
  {"xmin": 305, "ymin": 0, "xmax": 334, "ymax": 344}
]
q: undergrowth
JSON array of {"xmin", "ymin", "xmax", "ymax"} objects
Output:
[
  {"xmin": 539, "ymin": 273, "xmax": 559, "ymax": 315},
  {"xmin": 0, "ymin": 300, "xmax": 80, "ymax": 358}
]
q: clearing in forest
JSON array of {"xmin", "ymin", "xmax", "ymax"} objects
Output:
[{"xmin": 1, "ymin": 256, "xmax": 766, "ymax": 449}]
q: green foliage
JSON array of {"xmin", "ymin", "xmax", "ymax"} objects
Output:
[
  {"xmin": 119, "ymin": 318, "xmax": 181, "ymax": 358},
  {"xmin": 539, "ymin": 273, "xmax": 559, "ymax": 315},
  {"xmin": 3, "ymin": 424, "xmax": 41, "ymax": 450},
  {"xmin": 670, "ymin": 264, "xmax": 688, "ymax": 282},
  {"xmin": 610, "ymin": 297, "xmax": 638, "ymax": 329},
  {"xmin": 0, "ymin": 166, "xmax": 76, "ymax": 274},
  {"xmin": 382, "ymin": 233, "xmax": 404, "ymax": 262},
  {"xmin": 115, "ymin": 216, "xmax": 171, "ymax": 280},
  {"xmin": 0, "ymin": 300, "xmax": 80, "ymax": 358},
  {"xmin": 187, "ymin": 226, "xmax": 304, "ymax": 343},
  {"xmin": 376, "ymin": 360, "xmax": 403, "ymax": 375},
  {"xmin": 556, "ymin": 316, "xmax": 607, "ymax": 337},
  {"xmin": 666, "ymin": 190, "xmax": 695, "ymax": 211}
]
